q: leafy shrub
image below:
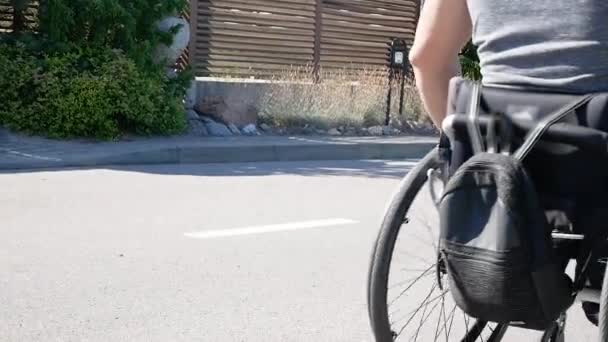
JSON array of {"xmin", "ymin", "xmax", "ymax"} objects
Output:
[
  {"xmin": 0, "ymin": 44, "xmax": 187, "ymax": 139},
  {"xmin": 0, "ymin": 0, "xmax": 192, "ymax": 140},
  {"xmin": 460, "ymin": 41, "xmax": 482, "ymax": 81},
  {"xmin": 38, "ymin": 0, "xmax": 188, "ymax": 70}
]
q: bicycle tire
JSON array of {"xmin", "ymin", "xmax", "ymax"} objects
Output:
[
  {"xmin": 367, "ymin": 148, "xmax": 441, "ymax": 341},
  {"xmin": 599, "ymin": 261, "xmax": 608, "ymax": 341}
]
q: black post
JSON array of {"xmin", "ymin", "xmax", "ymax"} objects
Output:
[
  {"xmin": 398, "ymin": 64, "xmax": 406, "ymax": 116},
  {"xmin": 385, "ymin": 68, "xmax": 394, "ymax": 126},
  {"xmin": 387, "ymin": 38, "xmax": 409, "ymax": 125}
]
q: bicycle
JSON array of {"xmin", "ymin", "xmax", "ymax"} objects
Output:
[{"xmin": 367, "ymin": 78, "xmax": 608, "ymax": 342}]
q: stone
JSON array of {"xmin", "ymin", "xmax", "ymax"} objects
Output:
[
  {"xmin": 186, "ymin": 109, "xmax": 199, "ymax": 120},
  {"xmin": 184, "ymin": 83, "xmax": 196, "ymax": 110},
  {"xmin": 423, "ymin": 122, "xmax": 438, "ymax": 133},
  {"xmin": 165, "ymin": 68, "xmax": 178, "ymax": 79},
  {"xmin": 199, "ymin": 115, "xmax": 215, "ymax": 124},
  {"xmin": 259, "ymin": 123, "xmax": 271, "ymax": 132},
  {"xmin": 390, "ymin": 127, "xmax": 402, "ymax": 135},
  {"xmin": 345, "ymin": 127, "xmax": 357, "ymax": 136},
  {"xmin": 382, "ymin": 126, "xmax": 391, "ymax": 136},
  {"xmin": 368, "ymin": 125, "xmax": 384, "ymax": 136},
  {"xmin": 302, "ymin": 126, "xmax": 316, "ymax": 135},
  {"xmin": 328, "ymin": 128, "xmax": 342, "ymax": 136},
  {"xmin": 155, "ymin": 16, "xmax": 190, "ymax": 66},
  {"xmin": 195, "ymin": 96, "xmax": 258, "ymax": 127},
  {"xmin": 187, "ymin": 119, "xmax": 208, "ymax": 136},
  {"xmin": 315, "ymin": 129, "xmax": 327, "ymax": 135},
  {"xmin": 241, "ymin": 123, "xmax": 259, "ymax": 136},
  {"xmin": 205, "ymin": 121, "xmax": 233, "ymax": 137},
  {"xmin": 228, "ymin": 123, "xmax": 241, "ymax": 135}
]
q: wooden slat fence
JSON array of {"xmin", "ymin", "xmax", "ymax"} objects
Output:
[
  {"xmin": 0, "ymin": 0, "xmax": 38, "ymax": 33},
  {"xmin": 191, "ymin": 0, "xmax": 420, "ymax": 78},
  {"xmin": 1, "ymin": 0, "xmax": 421, "ymax": 79}
]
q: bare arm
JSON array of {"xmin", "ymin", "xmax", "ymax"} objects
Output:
[{"xmin": 409, "ymin": 0, "xmax": 472, "ymax": 129}]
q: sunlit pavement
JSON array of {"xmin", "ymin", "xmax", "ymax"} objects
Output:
[{"xmin": 0, "ymin": 160, "xmax": 597, "ymax": 341}]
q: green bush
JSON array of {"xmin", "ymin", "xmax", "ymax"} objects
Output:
[
  {"xmin": 0, "ymin": 44, "xmax": 187, "ymax": 139},
  {"xmin": 38, "ymin": 0, "xmax": 188, "ymax": 70},
  {"xmin": 0, "ymin": 0, "xmax": 192, "ymax": 140},
  {"xmin": 459, "ymin": 41, "xmax": 482, "ymax": 81}
]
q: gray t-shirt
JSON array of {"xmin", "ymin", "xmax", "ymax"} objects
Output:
[{"xmin": 467, "ymin": 0, "xmax": 608, "ymax": 93}]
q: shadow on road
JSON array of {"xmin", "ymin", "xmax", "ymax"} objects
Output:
[{"xmin": 0, "ymin": 159, "xmax": 420, "ymax": 179}]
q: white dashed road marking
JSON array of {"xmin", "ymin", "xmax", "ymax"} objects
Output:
[{"xmin": 184, "ymin": 218, "xmax": 358, "ymax": 239}]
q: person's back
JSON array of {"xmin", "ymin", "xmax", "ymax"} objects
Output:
[
  {"xmin": 410, "ymin": 0, "xmax": 608, "ymax": 327},
  {"xmin": 468, "ymin": 0, "xmax": 608, "ymax": 94}
]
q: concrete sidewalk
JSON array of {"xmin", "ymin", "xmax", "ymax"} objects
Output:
[{"xmin": 0, "ymin": 131, "xmax": 438, "ymax": 170}]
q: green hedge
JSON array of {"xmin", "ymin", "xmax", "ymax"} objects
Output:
[
  {"xmin": 460, "ymin": 41, "xmax": 482, "ymax": 81},
  {"xmin": 1, "ymin": 0, "xmax": 192, "ymax": 140},
  {"xmin": 0, "ymin": 43, "xmax": 188, "ymax": 139}
]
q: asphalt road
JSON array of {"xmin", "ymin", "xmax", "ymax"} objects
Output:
[{"xmin": 0, "ymin": 160, "xmax": 598, "ymax": 341}]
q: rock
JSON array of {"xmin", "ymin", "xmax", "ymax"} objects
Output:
[
  {"xmin": 302, "ymin": 126, "xmax": 316, "ymax": 135},
  {"xmin": 187, "ymin": 119, "xmax": 208, "ymax": 136},
  {"xmin": 382, "ymin": 126, "xmax": 392, "ymax": 135},
  {"xmin": 165, "ymin": 68, "xmax": 176, "ymax": 79},
  {"xmin": 391, "ymin": 127, "xmax": 402, "ymax": 135},
  {"xmin": 205, "ymin": 121, "xmax": 233, "ymax": 137},
  {"xmin": 184, "ymin": 83, "xmax": 196, "ymax": 110},
  {"xmin": 368, "ymin": 125, "xmax": 384, "ymax": 136},
  {"xmin": 345, "ymin": 127, "xmax": 357, "ymax": 136},
  {"xmin": 195, "ymin": 96, "xmax": 258, "ymax": 127},
  {"xmin": 259, "ymin": 123, "xmax": 272, "ymax": 132},
  {"xmin": 423, "ymin": 122, "xmax": 438, "ymax": 133},
  {"xmin": 199, "ymin": 116, "xmax": 215, "ymax": 124},
  {"xmin": 408, "ymin": 120, "xmax": 422, "ymax": 130},
  {"xmin": 315, "ymin": 129, "xmax": 327, "ymax": 135},
  {"xmin": 228, "ymin": 123, "xmax": 241, "ymax": 135},
  {"xmin": 155, "ymin": 16, "xmax": 191, "ymax": 66},
  {"xmin": 241, "ymin": 123, "xmax": 259, "ymax": 136},
  {"xmin": 186, "ymin": 109, "xmax": 199, "ymax": 120},
  {"xmin": 328, "ymin": 128, "xmax": 342, "ymax": 136}
]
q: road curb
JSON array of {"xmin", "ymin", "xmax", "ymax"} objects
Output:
[{"xmin": 0, "ymin": 139, "xmax": 437, "ymax": 171}]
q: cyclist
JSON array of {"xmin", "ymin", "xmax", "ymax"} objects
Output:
[{"xmin": 408, "ymin": 0, "xmax": 608, "ymax": 326}]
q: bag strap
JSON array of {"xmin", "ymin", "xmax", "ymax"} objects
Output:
[
  {"xmin": 466, "ymin": 82, "xmax": 485, "ymax": 154},
  {"xmin": 514, "ymin": 94, "xmax": 595, "ymax": 161}
]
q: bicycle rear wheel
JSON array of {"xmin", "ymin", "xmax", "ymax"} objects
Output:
[{"xmin": 367, "ymin": 149, "xmax": 502, "ymax": 341}]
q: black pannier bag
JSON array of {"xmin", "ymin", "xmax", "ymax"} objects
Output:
[{"xmin": 438, "ymin": 83, "xmax": 594, "ymax": 330}]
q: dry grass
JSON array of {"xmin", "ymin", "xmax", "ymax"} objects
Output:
[{"xmin": 256, "ymin": 65, "xmax": 429, "ymax": 132}]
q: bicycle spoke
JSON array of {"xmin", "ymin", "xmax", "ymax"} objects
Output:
[
  {"xmin": 388, "ymin": 264, "xmax": 436, "ymax": 306},
  {"xmin": 389, "ymin": 268, "xmax": 435, "ymax": 289},
  {"xmin": 409, "ymin": 232, "xmax": 435, "ymax": 248},
  {"xmin": 412, "ymin": 291, "xmax": 435, "ymax": 342},
  {"xmin": 400, "ymin": 266, "xmax": 437, "ymax": 272},
  {"xmin": 394, "ymin": 282, "xmax": 438, "ymax": 338},
  {"xmin": 434, "ymin": 299, "xmax": 445, "ymax": 341},
  {"xmin": 391, "ymin": 286, "xmax": 449, "ymax": 324},
  {"xmin": 441, "ymin": 295, "xmax": 449, "ymax": 342},
  {"xmin": 431, "ymin": 303, "xmax": 457, "ymax": 340},
  {"xmin": 395, "ymin": 248, "xmax": 433, "ymax": 264},
  {"xmin": 447, "ymin": 305, "xmax": 457, "ymax": 338},
  {"xmin": 420, "ymin": 217, "xmax": 439, "ymax": 251},
  {"xmin": 418, "ymin": 300, "xmax": 442, "ymax": 341}
]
